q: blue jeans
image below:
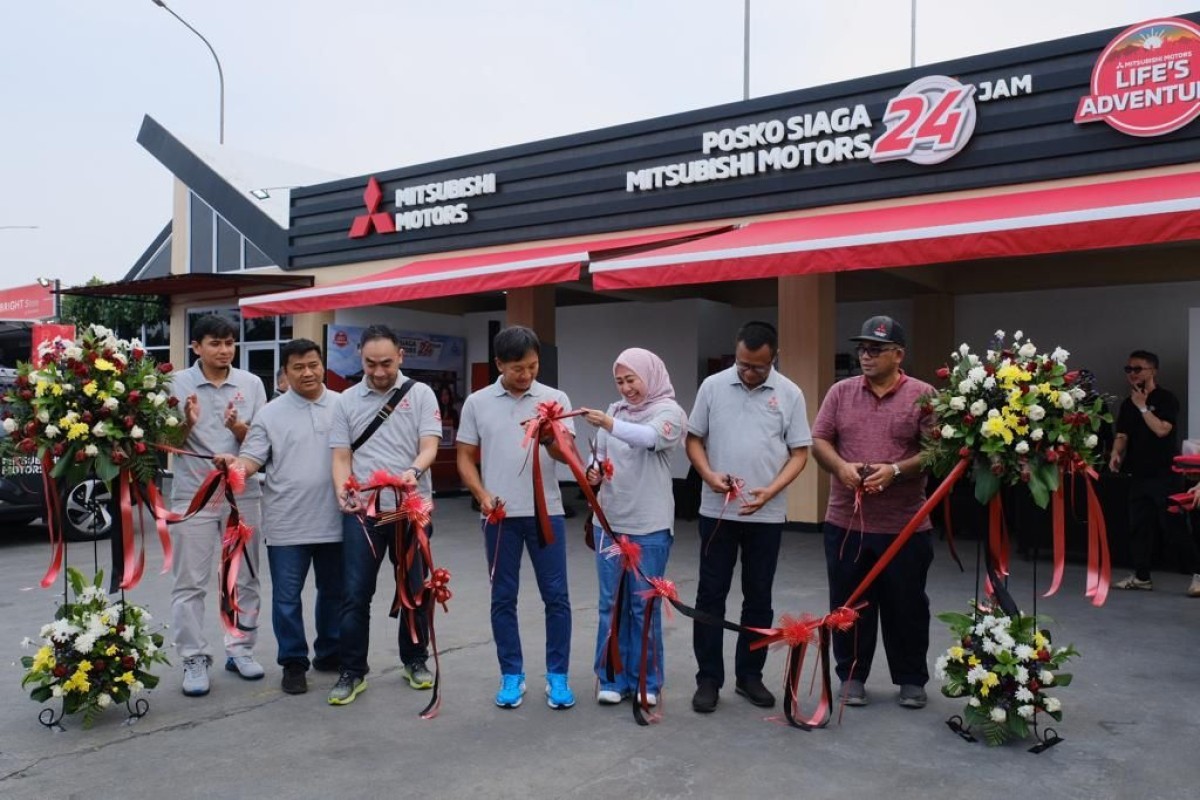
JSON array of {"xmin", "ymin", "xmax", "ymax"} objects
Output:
[
  {"xmin": 483, "ymin": 515, "xmax": 571, "ymax": 675},
  {"xmin": 337, "ymin": 513, "xmax": 432, "ymax": 678},
  {"xmin": 593, "ymin": 528, "xmax": 672, "ymax": 695},
  {"xmin": 266, "ymin": 542, "xmax": 343, "ymax": 668}
]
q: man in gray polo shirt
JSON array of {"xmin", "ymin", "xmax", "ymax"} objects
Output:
[
  {"xmin": 457, "ymin": 325, "xmax": 577, "ymax": 711},
  {"xmin": 686, "ymin": 320, "xmax": 811, "ymax": 714},
  {"xmin": 223, "ymin": 338, "xmax": 343, "ymax": 696},
  {"xmin": 170, "ymin": 314, "xmax": 267, "ymax": 697},
  {"xmin": 327, "ymin": 325, "xmax": 442, "ymax": 707}
]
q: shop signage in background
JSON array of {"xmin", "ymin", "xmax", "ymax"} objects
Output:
[
  {"xmin": 0, "ymin": 283, "xmax": 57, "ymax": 322},
  {"xmin": 1076, "ymin": 17, "xmax": 1200, "ymax": 137},
  {"xmin": 350, "ymin": 173, "xmax": 497, "ymax": 238},
  {"xmin": 324, "ymin": 323, "xmax": 465, "ymax": 392},
  {"xmin": 625, "ymin": 72, "xmax": 1030, "ymax": 191}
]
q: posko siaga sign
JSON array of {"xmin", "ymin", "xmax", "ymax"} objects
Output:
[{"xmin": 1075, "ymin": 17, "xmax": 1200, "ymax": 137}]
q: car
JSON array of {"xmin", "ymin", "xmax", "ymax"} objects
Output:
[{"xmin": 0, "ymin": 453, "xmax": 115, "ymax": 541}]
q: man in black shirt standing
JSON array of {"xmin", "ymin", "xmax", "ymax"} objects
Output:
[{"xmin": 1109, "ymin": 350, "xmax": 1200, "ymax": 596}]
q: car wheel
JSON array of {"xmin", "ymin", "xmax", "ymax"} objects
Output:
[{"xmin": 62, "ymin": 478, "xmax": 115, "ymax": 541}]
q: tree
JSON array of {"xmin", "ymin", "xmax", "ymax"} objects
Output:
[{"xmin": 59, "ymin": 277, "xmax": 166, "ymax": 338}]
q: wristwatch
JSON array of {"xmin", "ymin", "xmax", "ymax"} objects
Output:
[
  {"xmin": 891, "ymin": 463, "xmax": 902, "ymax": 480},
  {"xmin": 410, "ymin": 466, "xmax": 425, "ymax": 480}
]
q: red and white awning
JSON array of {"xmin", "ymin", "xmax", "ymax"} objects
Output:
[
  {"xmin": 240, "ymin": 228, "xmax": 722, "ymax": 318},
  {"xmin": 590, "ymin": 170, "xmax": 1200, "ymax": 290}
]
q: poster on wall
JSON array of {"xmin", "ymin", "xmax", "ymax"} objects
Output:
[{"xmin": 325, "ymin": 324, "xmax": 467, "ymax": 440}]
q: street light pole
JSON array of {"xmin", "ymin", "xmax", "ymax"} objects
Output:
[
  {"xmin": 150, "ymin": 0, "xmax": 225, "ymax": 144},
  {"xmin": 743, "ymin": 0, "xmax": 750, "ymax": 101}
]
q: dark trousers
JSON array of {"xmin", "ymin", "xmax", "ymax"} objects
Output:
[
  {"xmin": 337, "ymin": 514, "xmax": 431, "ymax": 678},
  {"xmin": 824, "ymin": 523, "xmax": 933, "ymax": 687},
  {"xmin": 692, "ymin": 516, "xmax": 782, "ymax": 687},
  {"xmin": 266, "ymin": 542, "xmax": 343, "ymax": 669},
  {"xmin": 1129, "ymin": 475, "xmax": 1199, "ymax": 580}
]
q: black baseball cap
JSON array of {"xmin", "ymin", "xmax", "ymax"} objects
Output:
[{"xmin": 851, "ymin": 315, "xmax": 906, "ymax": 347}]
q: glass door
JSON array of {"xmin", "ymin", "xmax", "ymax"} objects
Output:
[{"xmin": 241, "ymin": 343, "xmax": 277, "ymax": 402}]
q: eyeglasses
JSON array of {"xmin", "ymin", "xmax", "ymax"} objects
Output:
[
  {"xmin": 734, "ymin": 360, "xmax": 773, "ymax": 375},
  {"xmin": 1123, "ymin": 366, "xmax": 1150, "ymax": 374},
  {"xmin": 856, "ymin": 344, "xmax": 899, "ymax": 359}
]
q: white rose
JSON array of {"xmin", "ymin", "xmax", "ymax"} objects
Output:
[
  {"xmin": 97, "ymin": 693, "xmax": 112, "ymax": 709},
  {"xmin": 1084, "ymin": 434, "xmax": 1098, "ymax": 448},
  {"xmin": 1058, "ymin": 393, "xmax": 1075, "ymax": 410},
  {"xmin": 994, "ymin": 329, "xmax": 1005, "ymax": 341},
  {"xmin": 65, "ymin": 346, "xmax": 83, "ymax": 361},
  {"xmin": 1041, "ymin": 671, "xmax": 1054, "ymax": 685},
  {"xmin": 1051, "ymin": 346, "xmax": 1070, "ymax": 363},
  {"xmin": 152, "ymin": 393, "xmax": 166, "ymax": 407},
  {"xmin": 968, "ymin": 354, "xmax": 980, "ymax": 366},
  {"xmin": 44, "ymin": 424, "xmax": 60, "ymax": 439},
  {"xmin": 142, "ymin": 376, "xmax": 157, "ymax": 390},
  {"xmin": 948, "ymin": 396, "xmax": 966, "ymax": 411},
  {"xmin": 1030, "ymin": 428, "xmax": 1044, "ymax": 441},
  {"xmin": 967, "ymin": 366, "xmax": 987, "ymax": 383},
  {"xmin": 1013, "ymin": 330, "xmax": 1024, "ymax": 341},
  {"xmin": 84, "ymin": 444, "xmax": 99, "ymax": 457},
  {"xmin": 968, "ymin": 697, "xmax": 981, "ymax": 707},
  {"xmin": 1044, "ymin": 696, "xmax": 1061, "ymax": 713},
  {"xmin": 990, "ymin": 707, "xmax": 1007, "ymax": 723},
  {"xmin": 2, "ymin": 418, "xmax": 16, "ymax": 433},
  {"xmin": 958, "ymin": 379, "xmax": 976, "ymax": 395},
  {"xmin": 51, "ymin": 686, "xmax": 64, "ymax": 698},
  {"xmin": 1027, "ymin": 404, "xmax": 1046, "ymax": 421},
  {"xmin": 970, "ymin": 399, "xmax": 988, "ymax": 417},
  {"xmin": 130, "ymin": 426, "xmax": 144, "ymax": 440},
  {"xmin": 36, "ymin": 410, "xmax": 49, "ymax": 423},
  {"xmin": 983, "ymin": 377, "xmax": 997, "ymax": 390},
  {"xmin": 166, "ymin": 416, "xmax": 179, "ymax": 428},
  {"xmin": 1057, "ymin": 434, "xmax": 1067, "ymax": 443},
  {"xmin": 1015, "ymin": 440, "xmax": 1030, "ymax": 454},
  {"xmin": 1018, "ymin": 704, "xmax": 1035, "ymax": 719},
  {"xmin": 103, "ymin": 397, "xmax": 120, "ymax": 411},
  {"xmin": 111, "ymin": 381, "xmax": 125, "ymax": 396},
  {"xmin": 941, "ymin": 425, "xmax": 957, "ymax": 439},
  {"xmin": 1071, "ymin": 387, "xmax": 1086, "ymax": 400},
  {"xmin": 987, "ymin": 408, "xmax": 1001, "ymax": 419},
  {"xmin": 958, "ymin": 343, "xmax": 970, "ymax": 356},
  {"xmin": 92, "ymin": 422, "xmax": 108, "ymax": 438}
]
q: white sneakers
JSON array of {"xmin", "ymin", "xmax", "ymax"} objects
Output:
[
  {"xmin": 1188, "ymin": 574, "xmax": 1200, "ymax": 598},
  {"xmin": 181, "ymin": 656, "xmax": 210, "ymax": 696},
  {"xmin": 597, "ymin": 689, "xmax": 622, "ymax": 705},
  {"xmin": 225, "ymin": 655, "xmax": 266, "ymax": 680}
]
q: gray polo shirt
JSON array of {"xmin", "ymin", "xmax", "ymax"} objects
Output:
[
  {"xmin": 329, "ymin": 374, "xmax": 441, "ymax": 505},
  {"xmin": 239, "ymin": 387, "xmax": 342, "ymax": 546},
  {"xmin": 170, "ymin": 363, "xmax": 266, "ymax": 515},
  {"xmin": 688, "ymin": 366, "xmax": 812, "ymax": 524},
  {"xmin": 597, "ymin": 401, "xmax": 687, "ymax": 535},
  {"xmin": 457, "ymin": 378, "xmax": 575, "ymax": 518}
]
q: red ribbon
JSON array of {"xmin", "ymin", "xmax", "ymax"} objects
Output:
[{"xmin": 37, "ymin": 452, "xmax": 66, "ymax": 589}]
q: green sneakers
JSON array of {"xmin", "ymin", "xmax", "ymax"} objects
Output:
[
  {"xmin": 327, "ymin": 671, "xmax": 367, "ymax": 705},
  {"xmin": 403, "ymin": 659, "xmax": 434, "ymax": 690}
]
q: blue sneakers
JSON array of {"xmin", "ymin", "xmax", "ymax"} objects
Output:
[
  {"xmin": 545, "ymin": 673, "xmax": 575, "ymax": 709},
  {"xmin": 495, "ymin": 673, "xmax": 526, "ymax": 708}
]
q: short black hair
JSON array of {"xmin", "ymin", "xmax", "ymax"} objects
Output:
[
  {"xmin": 494, "ymin": 325, "xmax": 540, "ymax": 363},
  {"xmin": 1128, "ymin": 350, "xmax": 1159, "ymax": 368},
  {"xmin": 191, "ymin": 314, "xmax": 237, "ymax": 343},
  {"xmin": 736, "ymin": 320, "xmax": 778, "ymax": 354},
  {"xmin": 360, "ymin": 324, "xmax": 400, "ymax": 349},
  {"xmin": 280, "ymin": 338, "xmax": 322, "ymax": 368}
]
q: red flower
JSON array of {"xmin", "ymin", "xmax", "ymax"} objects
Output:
[
  {"xmin": 930, "ymin": 428, "xmax": 942, "ymax": 439},
  {"xmin": 167, "ymin": 396, "xmax": 179, "ymax": 408},
  {"xmin": 81, "ymin": 411, "xmax": 93, "ymax": 424},
  {"xmin": 132, "ymin": 348, "xmax": 145, "ymax": 361},
  {"xmin": 52, "ymin": 664, "xmax": 67, "ymax": 678},
  {"xmin": 1038, "ymin": 649, "xmax": 1051, "ymax": 661},
  {"xmin": 134, "ymin": 442, "xmax": 147, "ymax": 455},
  {"xmin": 158, "ymin": 363, "xmax": 174, "ymax": 374},
  {"xmin": 958, "ymin": 447, "xmax": 971, "ymax": 457},
  {"xmin": 1046, "ymin": 450, "xmax": 1059, "ymax": 463},
  {"xmin": 19, "ymin": 389, "xmax": 33, "ymax": 400},
  {"xmin": 111, "ymin": 449, "xmax": 127, "ymax": 465},
  {"xmin": 123, "ymin": 415, "xmax": 136, "ymax": 430},
  {"xmin": 121, "ymin": 655, "xmax": 136, "ymax": 669},
  {"xmin": 23, "ymin": 421, "xmax": 38, "ymax": 436},
  {"xmin": 127, "ymin": 390, "xmax": 141, "ymax": 404},
  {"xmin": 991, "ymin": 462, "xmax": 1005, "ymax": 476},
  {"xmin": 936, "ymin": 366, "xmax": 950, "ymax": 379},
  {"xmin": 93, "ymin": 659, "xmax": 107, "ymax": 672},
  {"xmin": 963, "ymin": 414, "xmax": 975, "ymax": 425},
  {"xmin": 52, "ymin": 443, "xmax": 65, "ymax": 457},
  {"xmin": 16, "ymin": 374, "xmax": 29, "ymax": 388},
  {"xmin": 75, "ymin": 450, "xmax": 88, "ymax": 463},
  {"xmin": 18, "ymin": 438, "xmax": 36, "ymax": 454}
]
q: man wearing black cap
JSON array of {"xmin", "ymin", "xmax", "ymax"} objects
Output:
[{"xmin": 811, "ymin": 315, "xmax": 936, "ymax": 709}]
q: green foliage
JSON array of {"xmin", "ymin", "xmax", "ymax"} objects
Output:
[{"xmin": 59, "ymin": 277, "xmax": 165, "ymax": 336}]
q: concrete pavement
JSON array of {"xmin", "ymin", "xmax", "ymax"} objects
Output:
[{"xmin": 0, "ymin": 494, "xmax": 1197, "ymax": 800}]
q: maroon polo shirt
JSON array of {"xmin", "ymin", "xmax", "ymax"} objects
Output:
[{"xmin": 812, "ymin": 372, "xmax": 935, "ymax": 533}]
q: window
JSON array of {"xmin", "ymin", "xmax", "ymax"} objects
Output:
[
  {"xmin": 188, "ymin": 196, "xmax": 214, "ymax": 274},
  {"xmin": 188, "ymin": 192, "xmax": 275, "ymax": 273}
]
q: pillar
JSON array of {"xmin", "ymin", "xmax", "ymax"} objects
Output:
[
  {"xmin": 778, "ymin": 274, "xmax": 835, "ymax": 525},
  {"xmin": 506, "ymin": 285, "xmax": 558, "ymax": 384}
]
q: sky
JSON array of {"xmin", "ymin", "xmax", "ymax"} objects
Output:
[{"xmin": 1, "ymin": 0, "xmax": 1195, "ymax": 289}]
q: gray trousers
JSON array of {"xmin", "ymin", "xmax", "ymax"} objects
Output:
[{"xmin": 170, "ymin": 499, "xmax": 262, "ymax": 661}]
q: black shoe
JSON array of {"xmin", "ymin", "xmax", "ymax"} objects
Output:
[
  {"xmin": 311, "ymin": 656, "xmax": 339, "ymax": 673},
  {"xmin": 735, "ymin": 677, "xmax": 776, "ymax": 708},
  {"xmin": 692, "ymin": 679, "xmax": 719, "ymax": 713},
  {"xmin": 281, "ymin": 664, "xmax": 307, "ymax": 695}
]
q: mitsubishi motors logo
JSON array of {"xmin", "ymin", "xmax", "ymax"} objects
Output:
[{"xmin": 348, "ymin": 177, "xmax": 395, "ymax": 238}]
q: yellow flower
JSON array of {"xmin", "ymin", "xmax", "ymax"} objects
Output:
[
  {"xmin": 97, "ymin": 391, "xmax": 109, "ymax": 401},
  {"xmin": 981, "ymin": 416, "xmax": 1014, "ymax": 444},
  {"xmin": 32, "ymin": 646, "xmax": 55, "ymax": 672},
  {"xmin": 59, "ymin": 416, "xmax": 72, "ymax": 428},
  {"xmin": 35, "ymin": 380, "xmax": 50, "ymax": 397},
  {"xmin": 105, "ymin": 644, "xmax": 119, "ymax": 657},
  {"xmin": 82, "ymin": 381, "xmax": 98, "ymax": 397},
  {"xmin": 118, "ymin": 671, "xmax": 136, "ymax": 685},
  {"xmin": 77, "ymin": 659, "xmax": 93, "ymax": 673},
  {"xmin": 67, "ymin": 422, "xmax": 90, "ymax": 441},
  {"xmin": 968, "ymin": 655, "xmax": 981, "ymax": 667},
  {"xmin": 948, "ymin": 646, "xmax": 965, "ymax": 661},
  {"xmin": 1034, "ymin": 632, "xmax": 1049, "ymax": 650},
  {"xmin": 94, "ymin": 358, "xmax": 116, "ymax": 372},
  {"xmin": 51, "ymin": 383, "xmax": 63, "ymax": 396}
]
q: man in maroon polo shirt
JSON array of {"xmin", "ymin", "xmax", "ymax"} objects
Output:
[{"xmin": 812, "ymin": 316, "xmax": 935, "ymax": 710}]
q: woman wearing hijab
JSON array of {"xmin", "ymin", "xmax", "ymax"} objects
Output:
[{"xmin": 581, "ymin": 348, "xmax": 687, "ymax": 706}]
